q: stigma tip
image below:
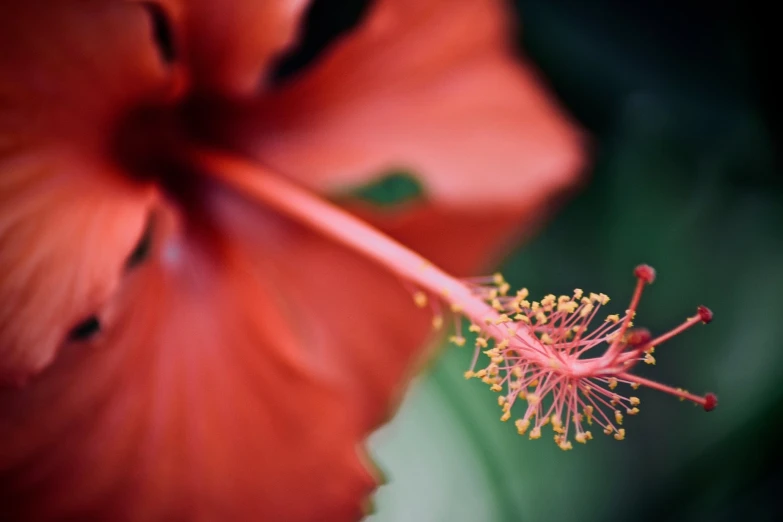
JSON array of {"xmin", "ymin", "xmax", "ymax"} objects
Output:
[
  {"xmin": 633, "ymin": 264, "xmax": 656, "ymax": 284},
  {"xmin": 697, "ymin": 305, "xmax": 713, "ymax": 324},
  {"xmin": 703, "ymin": 392, "xmax": 718, "ymax": 412}
]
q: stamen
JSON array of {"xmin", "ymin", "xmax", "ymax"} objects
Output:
[{"xmin": 196, "ymin": 151, "xmax": 718, "ymax": 450}]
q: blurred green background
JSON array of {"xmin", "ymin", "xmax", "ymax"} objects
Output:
[{"xmin": 357, "ymin": 1, "xmax": 782, "ymax": 521}]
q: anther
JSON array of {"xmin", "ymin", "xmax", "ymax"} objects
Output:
[{"xmin": 432, "ymin": 315, "xmax": 444, "ymax": 330}]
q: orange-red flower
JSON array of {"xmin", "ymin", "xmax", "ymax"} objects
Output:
[{"xmin": 0, "ymin": 0, "xmax": 584, "ymax": 520}]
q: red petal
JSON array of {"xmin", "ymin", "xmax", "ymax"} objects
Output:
[
  {"xmin": 0, "ymin": 1, "xmax": 171, "ymax": 381},
  {"xmin": 149, "ymin": 0, "xmax": 311, "ymax": 93},
  {"xmin": 0, "ymin": 207, "xmax": 375, "ymax": 520},
  {"xmin": 218, "ymin": 0, "xmax": 585, "ymax": 208}
]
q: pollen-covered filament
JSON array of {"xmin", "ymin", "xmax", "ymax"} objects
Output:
[{"xmin": 197, "ymin": 151, "xmax": 717, "ymax": 451}]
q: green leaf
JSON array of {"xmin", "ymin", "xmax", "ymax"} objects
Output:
[{"xmin": 345, "ymin": 170, "xmax": 425, "ymax": 208}]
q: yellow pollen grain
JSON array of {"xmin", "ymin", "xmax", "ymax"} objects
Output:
[
  {"xmin": 475, "ymin": 337, "xmax": 488, "ymax": 348},
  {"xmin": 432, "ymin": 315, "xmax": 444, "ymax": 330},
  {"xmin": 629, "ymin": 397, "xmax": 640, "ymax": 406},
  {"xmin": 614, "ymin": 429, "xmax": 626, "ymax": 441},
  {"xmin": 500, "ymin": 411, "xmax": 511, "ymax": 422},
  {"xmin": 529, "ymin": 427, "xmax": 542, "ymax": 440},
  {"xmin": 516, "ymin": 288, "xmax": 529, "ymax": 300},
  {"xmin": 558, "ymin": 301, "xmax": 578, "ymax": 313},
  {"xmin": 463, "ymin": 371, "xmax": 475, "ymax": 379},
  {"xmin": 574, "ymin": 288, "xmax": 584, "ymax": 299},
  {"xmin": 450, "ymin": 303, "xmax": 463, "ymax": 313},
  {"xmin": 644, "ymin": 353, "xmax": 656, "ymax": 365},
  {"xmin": 608, "ymin": 377, "xmax": 618, "ymax": 390},
  {"xmin": 614, "ymin": 410, "xmax": 624, "ymax": 425},
  {"xmin": 606, "ymin": 314, "xmax": 620, "ymax": 323},
  {"xmin": 494, "ymin": 314, "xmax": 511, "ymax": 325},
  {"xmin": 631, "ymin": 382, "xmax": 640, "ymax": 390},
  {"xmin": 626, "ymin": 407, "xmax": 640, "ymax": 415},
  {"xmin": 515, "ymin": 419, "xmax": 530, "ymax": 435},
  {"xmin": 449, "ymin": 335, "xmax": 466, "ymax": 347},
  {"xmin": 469, "ymin": 324, "xmax": 481, "ymax": 333},
  {"xmin": 413, "ymin": 291, "xmax": 428, "ymax": 308}
]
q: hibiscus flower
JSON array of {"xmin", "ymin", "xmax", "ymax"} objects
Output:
[{"xmin": 0, "ymin": 0, "xmax": 586, "ymax": 520}]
